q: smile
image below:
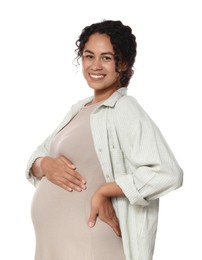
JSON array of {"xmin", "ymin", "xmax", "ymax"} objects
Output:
[{"xmin": 89, "ymin": 73, "xmax": 105, "ymax": 79}]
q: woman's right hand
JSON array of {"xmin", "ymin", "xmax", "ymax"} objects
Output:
[{"xmin": 32, "ymin": 156, "xmax": 87, "ymax": 192}]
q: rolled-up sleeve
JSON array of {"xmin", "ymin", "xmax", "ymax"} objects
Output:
[{"xmin": 25, "ymin": 135, "xmax": 52, "ymax": 186}]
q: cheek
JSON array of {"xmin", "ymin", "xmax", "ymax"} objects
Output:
[
  {"xmin": 82, "ymin": 62, "xmax": 91, "ymax": 77},
  {"xmin": 82, "ymin": 62, "xmax": 87, "ymax": 74},
  {"xmin": 108, "ymin": 64, "xmax": 118, "ymax": 75},
  {"xmin": 82, "ymin": 69, "xmax": 88, "ymax": 80},
  {"xmin": 111, "ymin": 70, "xmax": 120, "ymax": 79}
]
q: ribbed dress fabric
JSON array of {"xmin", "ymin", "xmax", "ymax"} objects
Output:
[{"xmin": 31, "ymin": 101, "xmax": 125, "ymax": 260}]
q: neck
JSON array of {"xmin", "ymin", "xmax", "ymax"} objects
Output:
[{"xmin": 93, "ymin": 87, "xmax": 119, "ymax": 103}]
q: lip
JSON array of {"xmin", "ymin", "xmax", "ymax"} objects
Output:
[{"xmin": 89, "ymin": 73, "xmax": 105, "ymax": 80}]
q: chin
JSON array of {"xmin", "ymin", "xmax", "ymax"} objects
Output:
[{"xmin": 87, "ymin": 83, "xmax": 104, "ymax": 90}]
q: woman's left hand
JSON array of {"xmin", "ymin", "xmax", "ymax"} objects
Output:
[{"xmin": 88, "ymin": 189, "xmax": 121, "ymax": 237}]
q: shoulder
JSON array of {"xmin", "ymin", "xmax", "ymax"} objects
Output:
[
  {"xmin": 114, "ymin": 95, "xmax": 149, "ymax": 123},
  {"xmin": 111, "ymin": 95, "xmax": 160, "ymax": 141}
]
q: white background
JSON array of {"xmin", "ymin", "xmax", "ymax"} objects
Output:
[{"xmin": 0, "ymin": 0, "xmax": 201, "ymax": 259}]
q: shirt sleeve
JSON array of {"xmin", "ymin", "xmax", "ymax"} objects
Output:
[
  {"xmin": 25, "ymin": 105, "xmax": 76, "ymax": 186},
  {"xmin": 114, "ymin": 97, "xmax": 183, "ymax": 206},
  {"xmin": 25, "ymin": 135, "xmax": 52, "ymax": 186}
]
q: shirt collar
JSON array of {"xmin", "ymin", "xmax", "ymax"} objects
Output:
[
  {"xmin": 102, "ymin": 87, "xmax": 128, "ymax": 107},
  {"xmin": 73, "ymin": 87, "xmax": 128, "ymax": 114}
]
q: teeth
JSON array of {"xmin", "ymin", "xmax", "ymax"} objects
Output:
[{"xmin": 90, "ymin": 74, "xmax": 104, "ymax": 79}]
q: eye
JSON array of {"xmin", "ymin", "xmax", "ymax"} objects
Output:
[
  {"xmin": 83, "ymin": 54, "xmax": 94, "ymax": 60},
  {"xmin": 102, "ymin": 56, "xmax": 112, "ymax": 61}
]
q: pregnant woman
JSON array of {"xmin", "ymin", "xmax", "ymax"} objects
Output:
[{"xmin": 26, "ymin": 20, "xmax": 183, "ymax": 260}]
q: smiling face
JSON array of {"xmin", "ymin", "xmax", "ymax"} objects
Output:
[{"xmin": 82, "ymin": 33, "xmax": 121, "ymax": 100}]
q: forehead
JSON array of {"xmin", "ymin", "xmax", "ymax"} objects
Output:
[{"xmin": 84, "ymin": 33, "xmax": 114, "ymax": 53}]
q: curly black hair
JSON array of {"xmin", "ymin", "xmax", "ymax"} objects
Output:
[{"xmin": 75, "ymin": 20, "xmax": 137, "ymax": 88}]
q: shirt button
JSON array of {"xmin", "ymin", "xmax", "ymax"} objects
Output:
[
  {"xmin": 106, "ymin": 174, "xmax": 110, "ymax": 179},
  {"xmin": 98, "ymin": 148, "xmax": 102, "ymax": 152}
]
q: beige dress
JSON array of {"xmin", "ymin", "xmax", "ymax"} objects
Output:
[{"xmin": 31, "ymin": 101, "xmax": 125, "ymax": 260}]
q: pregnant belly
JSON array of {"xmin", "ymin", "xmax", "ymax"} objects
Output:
[
  {"xmin": 31, "ymin": 177, "xmax": 124, "ymax": 259},
  {"xmin": 31, "ymin": 176, "xmax": 119, "ymax": 239},
  {"xmin": 31, "ymin": 177, "xmax": 90, "ymax": 229}
]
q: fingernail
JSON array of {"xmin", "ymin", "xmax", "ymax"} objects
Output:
[
  {"xmin": 82, "ymin": 185, "xmax": 86, "ymax": 190},
  {"xmin": 89, "ymin": 222, "xmax": 94, "ymax": 228},
  {"xmin": 82, "ymin": 179, "xmax": 86, "ymax": 184}
]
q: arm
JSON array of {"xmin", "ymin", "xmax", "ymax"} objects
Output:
[
  {"xmin": 25, "ymin": 104, "xmax": 87, "ymax": 190},
  {"xmin": 31, "ymin": 156, "xmax": 86, "ymax": 192},
  {"xmin": 114, "ymin": 99, "xmax": 183, "ymax": 205},
  {"xmin": 25, "ymin": 104, "xmax": 76, "ymax": 186},
  {"xmin": 25, "ymin": 135, "xmax": 52, "ymax": 186},
  {"xmin": 94, "ymin": 182, "xmax": 124, "ymax": 197}
]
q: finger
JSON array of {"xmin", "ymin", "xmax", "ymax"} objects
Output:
[
  {"xmin": 62, "ymin": 164, "xmax": 86, "ymax": 184},
  {"xmin": 99, "ymin": 213, "xmax": 121, "ymax": 236},
  {"xmin": 58, "ymin": 176, "xmax": 84, "ymax": 192},
  {"xmin": 115, "ymin": 227, "xmax": 121, "ymax": 237},
  {"xmin": 51, "ymin": 176, "xmax": 73, "ymax": 191},
  {"xmin": 62, "ymin": 175, "xmax": 87, "ymax": 191},
  {"xmin": 65, "ymin": 167, "xmax": 83, "ymax": 180},
  {"xmin": 60, "ymin": 156, "xmax": 76, "ymax": 169},
  {"xmin": 48, "ymin": 168, "xmax": 86, "ymax": 191},
  {"xmin": 112, "ymin": 218, "xmax": 121, "ymax": 237},
  {"xmin": 105, "ymin": 218, "xmax": 121, "ymax": 236},
  {"xmin": 88, "ymin": 209, "xmax": 98, "ymax": 228},
  {"xmin": 56, "ymin": 180, "xmax": 73, "ymax": 192}
]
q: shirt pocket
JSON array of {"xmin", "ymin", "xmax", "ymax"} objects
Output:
[{"xmin": 110, "ymin": 145, "xmax": 127, "ymax": 178}]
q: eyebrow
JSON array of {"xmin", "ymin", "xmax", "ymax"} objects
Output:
[{"xmin": 83, "ymin": 50, "xmax": 114, "ymax": 56}]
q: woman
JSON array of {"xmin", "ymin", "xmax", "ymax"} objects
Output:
[{"xmin": 26, "ymin": 20, "xmax": 183, "ymax": 260}]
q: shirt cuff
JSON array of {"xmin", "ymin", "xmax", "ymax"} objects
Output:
[{"xmin": 115, "ymin": 175, "xmax": 149, "ymax": 206}]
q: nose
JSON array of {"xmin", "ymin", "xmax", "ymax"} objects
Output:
[{"xmin": 91, "ymin": 58, "xmax": 102, "ymax": 70}]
